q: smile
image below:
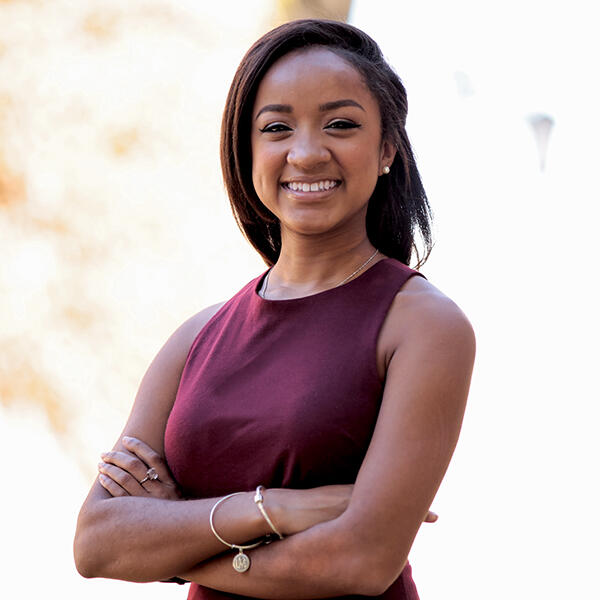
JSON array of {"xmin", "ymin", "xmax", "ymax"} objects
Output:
[{"xmin": 282, "ymin": 180, "xmax": 340, "ymax": 192}]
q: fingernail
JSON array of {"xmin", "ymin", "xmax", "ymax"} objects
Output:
[
  {"xmin": 122, "ymin": 436, "xmax": 131, "ymax": 443},
  {"xmin": 100, "ymin": 452, "xmax": 107, "ymax": 458},
  {"xmin": 98, "ymin": 462, "xmax": 104, "ymax": 470}
]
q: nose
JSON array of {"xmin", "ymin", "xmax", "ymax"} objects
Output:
[{"xmin": 286, "ymin": 130, "xmax": 331, "ymax": 170}]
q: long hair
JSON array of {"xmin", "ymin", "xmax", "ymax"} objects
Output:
[{"xmin": 220, "ymin": 19, "xmax": 433, "ymax": 267}]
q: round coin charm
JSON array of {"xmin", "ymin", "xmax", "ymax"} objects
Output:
[{"xmin": 232, "ymin": 551, "xmax": 250, "ymax": 573}]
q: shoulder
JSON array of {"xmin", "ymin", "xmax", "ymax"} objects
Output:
[
  {"xmin": 157, "ymin": 302, "xmax": 225, "ymax": 369},
  {"xmin": 380, "ymin": 274, "xmax": 476, "ymax": 368},
  {"xmin": 115, "ymin": 301, "xmax": 227, "ymax": 453},
  {"xmin": 167, "ymin": 301, "xmax": 227, "ymax": 357},
  {"xmin": 162, "ymin": 272, "xmax": 263, "ymax": 363},
  {"xmin": 136, "ymin": 300, "xmax": 227, "ymax": 408}
]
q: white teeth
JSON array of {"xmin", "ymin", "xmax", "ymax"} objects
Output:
[{"xmin": 285, "ymin": 180, "xmax": 338, "ymax": 192}]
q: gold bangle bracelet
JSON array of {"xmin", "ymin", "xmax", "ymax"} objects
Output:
[
  {"xmin": 254, "ymin": 485, "xmax": 284, "ymax": 540},
  {"xmin": 209, "ymin": 492, "xmax": 263, "ymax": 573}
]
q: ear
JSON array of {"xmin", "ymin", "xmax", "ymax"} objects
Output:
[{"xmin": 379, "ymin": 139, "xmax": 397, "ymax": 175}]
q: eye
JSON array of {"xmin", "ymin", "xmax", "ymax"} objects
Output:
[
  {"xmin": 259, "ymin": 122, "xmax": 292, "ymax": 133},
  {"xmin": 325, "ymin": 120, "xmax": 361, "ymax": 130}
]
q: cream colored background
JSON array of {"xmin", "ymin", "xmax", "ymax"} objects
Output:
[
  {"xmin": 1, "ymin": 0, "xmax": 598, "ymax": 598},
  {"xmin": 350, "ymin": 1, "xmax": 599, "ymax": 597},
  {"xmin": 1, "ymin": 1, "xmax": 271, "ymax": 597}
]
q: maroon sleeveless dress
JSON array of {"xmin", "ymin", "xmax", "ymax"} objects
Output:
[{"xmin": 164, "ymin": 258, "xmax": 424, "ymax": 599}]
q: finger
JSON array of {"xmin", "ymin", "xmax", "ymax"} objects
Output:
[
  {"xmin": 98, "ymin": 473, "xmax": 129, "ymax": 497},
  {"xmin": 98, "ymin": 461, "xmax": 148, "ymax": 496},
  {"xmin": 121, "ymin": 436, "xmax": 175, "ymax": 484},
  {"xmin": 424, "ymin": 510, "xmax": 438, "ymax": 523},
  {"xmin": 100, "ymin": 450, "xmax": 150, "ymax": 484}
]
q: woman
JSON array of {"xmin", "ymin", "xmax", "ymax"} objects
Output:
[{"xmin": 74, "ymin": 19, "xmax": 475, "ymax": 600}]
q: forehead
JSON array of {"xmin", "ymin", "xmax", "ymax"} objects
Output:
[{"xmin": 252, "ymin": 47, "xmax": 378, "ymax": 116}]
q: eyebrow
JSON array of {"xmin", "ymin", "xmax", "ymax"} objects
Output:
[
  {"xmin": 255, "ymin": 99, "xmax": 365, "ymax": 120},
  {"xmin": 255, "ymin": 104, "xmax": 292, "ymax": 119},
  {"xmin": 319, "ymin": 99, "xmax": 365, "ymax": 113}
]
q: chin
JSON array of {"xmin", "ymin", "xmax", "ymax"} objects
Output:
[
  {"xmin": 287, "ymin": 223, "xmax": 332, "ymax": 236},
  {"xmin": 284, "ymin": 216, "xmax": 352, "ymax": 238}
]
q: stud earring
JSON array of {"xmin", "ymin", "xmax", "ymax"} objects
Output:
[{"xmin": 382, "ymin": 165, "xmax": 390, "ymax": 175}]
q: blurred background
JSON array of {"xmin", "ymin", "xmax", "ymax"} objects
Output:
[{"xmin": 0, "ymin": 0, "xmax": 598, "ymax": 597}]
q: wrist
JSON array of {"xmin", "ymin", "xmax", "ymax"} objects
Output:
[
  {"xmin": 254, "ymin": 486, "xmax": 284, "ymax": 540},
  {"xmin": 210, "ymin": 491, "xmax": 266, "ymax": 546},
  {"xmin": 260, "ymin": 488, "xmax": 288, "ymax": 536},
  {"xmin": 259, "ymin": 487, "xmax": 320, "ymax": 537}
]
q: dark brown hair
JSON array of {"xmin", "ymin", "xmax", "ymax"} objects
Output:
[{"xmin": 220, "ymin": 19, "xmax": 432, "ymax": 267}]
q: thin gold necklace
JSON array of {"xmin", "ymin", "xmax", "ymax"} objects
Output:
[{"xmin": 260, "ymin": 249, "xmax": 379, "ymax": 299}]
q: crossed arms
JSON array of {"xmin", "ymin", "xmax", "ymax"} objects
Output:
[{"xmin": 74, "ymin": 277, "xmax": 475, "ymax": 597}]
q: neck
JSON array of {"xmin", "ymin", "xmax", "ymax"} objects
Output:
[{"xmin": 264, "ymin": 226, "xmax": 381, "ymax": 299}]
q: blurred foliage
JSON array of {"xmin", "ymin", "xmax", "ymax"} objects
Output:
[
  {"xmin": 0, "ymin": 156, "xmax": 25, "ymax": 208},
  {"xmin": 0, "ymin": 341, "xmax": 69, "ymax": 434},
  {"xmin": 0, "ymin": 0, "xmax": 272, "ymax": 477},
  {"xmin": 0, "ymin": 0, "xmax": 358, "ymax": 471}
]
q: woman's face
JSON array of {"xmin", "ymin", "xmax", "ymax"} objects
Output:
[{"xmin": 250, "ymin": 47, "xmax": 395, "ymax": 238}]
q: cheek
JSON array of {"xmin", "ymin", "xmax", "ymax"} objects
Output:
[
  {"xmin": 250, "ymin": 164, "xmax": 260, "ymax": 195},
  {"xmin": 344, "ymin": 148, "xmax": 379, "ymax": 195},
  {"xmin": 342, "ymin": 136, "xmax": 380, "ymax": 170},
  {"xmin": 252, "ymin": 147, "xmax": 283, "ymax": 196},
  {"xmin": 251, "ymin": 168, "xmax": 274, "ymax": 203}
]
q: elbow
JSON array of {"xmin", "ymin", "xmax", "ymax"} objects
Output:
[
  {"xmin": 73, "ymin": 506, "xmax": 111, "ymax": 579},
  {"xmin": 353, "ymin": 558, "xmax": 408, "ymax": 597},
  {"xmin": 74, "ymin": 527, "xmax": 124, "ymax": 581},
  {"xmin": 73, "ymin": 530, "xmax": 98, "ymax": 579},
  {"xmin": 74, "ymin": 557, "xmax": 96, "ymax": 580},
  {"xmin": 73, "ymin": 505, "xmax": 160, "ymax": 583},
  {"xmin": 339, "ymin": 532, "xmax": 409, "ymax": 596},
  {"xmin": 73, "ymin": 525, "xmax": 126, "ymax": 581}
]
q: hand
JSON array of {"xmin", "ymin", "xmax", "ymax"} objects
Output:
[
  {"xmin": 267, "ymin": 485, "xmax": 353, "ymax": 536},
  {"xmin": 98, "ymin": 436, "xmax": 181, "ymax": 500},
  {"xmin": 266, "ymin": 485, "xmax": 438, "ymax": 537}
]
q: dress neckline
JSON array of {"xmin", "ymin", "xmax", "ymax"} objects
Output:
[{"xmin": 253, "ymin": 257, "xmax": 394, "ymax": 304}]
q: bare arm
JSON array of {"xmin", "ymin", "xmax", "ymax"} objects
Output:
[
  {"xmin": 74, "ymin": 303, "xmax": 234, "ymax": 581},
  {"xmin": 174, "ymin": 279, "xmax": 476, "ymax": 597},
  {"xmin": 74, "ymin": 304, "xmax": 352, "ymax": 582}
]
